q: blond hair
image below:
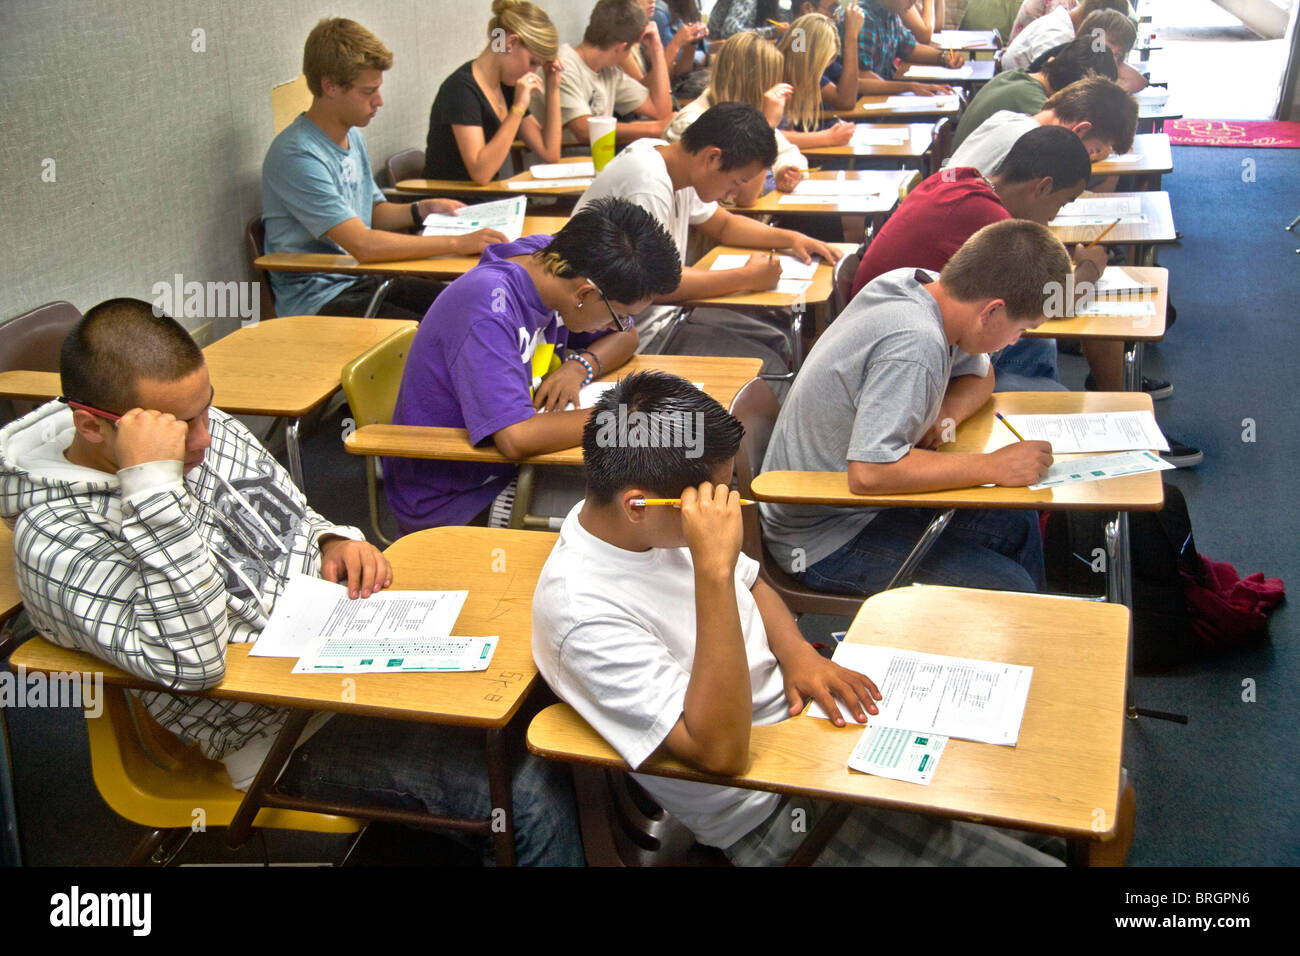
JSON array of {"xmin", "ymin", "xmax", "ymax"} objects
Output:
[
  {"xmin": 302, "ymin": 18, "xmax": 393, "ymax": 96},
  {"xmin": 941, "ymin": 220, "xmax": 1073, "ymax": 321},
  {"xmin": 707, "ymin": 32, "xmax": 785, "ymax": 113},
  {"xmin": 489, "ymin": 0, "xmax": 559, "ymax": 61},
  {"xmin": 777, "ymin": 14, "xmax": 839, "ymax": 131}
]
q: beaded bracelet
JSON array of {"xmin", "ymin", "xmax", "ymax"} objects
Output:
[
  {"xmin": 566, "ymin": 351, "xmax": 595, "ymax": 386},
  {"xmin": 581, "ymin": 349, "xmax": 603, "ymax": 377}
]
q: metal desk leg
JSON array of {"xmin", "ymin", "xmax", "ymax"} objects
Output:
[
  {"xmin": 509, "ymin": 464, "xmax": 537, "ymax": 531},
  {"xmin": 226, "ymin": 709, "xmax": 314, "ymax": 848},
  {"xmin": 1122, "ymin": 341, "xmax": 1143, "ymax": 392},
  {"xmin": 285, "ymin": 417, "xmax": 305, "ymax": 490},
  {"xmin": 886, "ymin": 508, "xmax": 956, "ymax": 590},
  {"xmin": 0, "ymin": 708, "xmax": 20, "ymax": 866},
  {"xmin": 485, "ymin": 727, "xmax": 517, "ymax": 866}
]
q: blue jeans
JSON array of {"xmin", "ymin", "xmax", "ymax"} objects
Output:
[
  {"xmin": 278, "ymin": 713, "xmax": 584, "ymax": 866},
  {"xmin": 993, "ymin": 337, "xmax": 1063, "ymax": 390},
  {"xmin": 802, "ymin": 507, "xmax": 1045, "ymax": 596}
]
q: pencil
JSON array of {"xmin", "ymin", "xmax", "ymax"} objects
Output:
[
  {"xmin": 631, "ymin": 497, "xmax": 756, "ymax": 507},
  {"xmin": 995, "ymin": 412, "xmax": 1025, "ymax": 441},
  {"xmin": 1086, "ymin": 217, "xmax": 1122, "ymax": 248}
]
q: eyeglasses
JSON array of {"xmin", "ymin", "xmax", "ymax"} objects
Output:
[{"xmin": 590, "ymin": 283, "xmax": 633, "ymax": 334}]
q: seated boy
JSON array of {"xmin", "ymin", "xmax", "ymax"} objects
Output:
[
  {"xmin": 574, "ymin": 101, "xmax": 840, "ymax": 373},
  {"xmin": 384, "ymin": 198, "xmax": 681, "ymax": 533},
  {"xmin": 762, "ymin": 220, "xmax": 1069, "ymax": 596},
  {"xmin": 552, "ymin": 0, "xmax": 674, "ymax": 145},
  {"xmin": 1001, "ymin": 0, "xmax": 1129, "ymax": 72},
  {"xmin": 0, "ymin": 299, "xmax": 582, "ymax": 865},
  {"xmin": 846, "ymin": 0, "xmax": 966, "ymax": 96},
  {"xmin": 532, "ymin": 370, "xmax": 1064, "ymax": 865},
  {"xmin": 1025, "ymin": 9, "xmax": 1147, "ymax": 94},
  {"xmin": 262, "ymin": 18, "xmax": 504, "ymax": 320}
]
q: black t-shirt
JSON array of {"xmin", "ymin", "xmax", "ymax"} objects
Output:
[{"xmin": 424, "ymin": 61, "xmax": 515, "ymax": 181}]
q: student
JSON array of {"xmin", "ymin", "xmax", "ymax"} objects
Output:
[
  {"xmin": 945, "ymin": 74, "xmax": 1137, "ymax": 171},
  {"xmin": 852, "ymin": 125, "xmax": 1102, "ymax": 390},
  {"xmin": 573, "ymin": 102, "xmax": 841, "ymax": 369},
  {"xmin": 848, "ymin": 0, "xmax": 966, "ymax": 96},
  {"xmin": 553, "ymin": 0, "xmax": 673, "ymax": 145},
  {"xmin": 622, "ymin": 0, "xmax": 709, "ymax": 101},
  {"xmin": 0, "ymin": 299, "xmax": 583, "ymax": 866},
  {"xmin": 384, "ymin": 198, "xmax": 680, "ymax": 533},
  {"xmin": 777, "ymin": 13, "xmax": 857, "ymax": 146},
  {"xmin": 531, "ymin": 370, "xmax": 1064, "ymax": 865},
  {"xmin": 1000, "ymin": 0, "xmax": 1129, "ymax": 72},
  {"xmin": 951, "ymin": 31, "xmax": 1117, "ymax": 152},
  {"xmin": 762, "ymin": 220, "xmax": 1070, "ymax": 596},
  {"xmin": 261, "ymin": 18, "xmax": 505, "ymax": 321},
  {"xmin": 423, "ymin": 0, "xmax": 563, "ymax": 184},
  {"xmin": 708, "ymin": 0, "xmax": 784, "ymax": 41},
  {"xmin": 902, "ymin": 1, "xmax": 946, "ymax": 44},
  {"xmin": 652, "ymin": 0, "xmax": 711, "ymax": 99},
  {"xmin": 958, "ymin": 0, "xmax": 1021, "ymax": 39},
  {"xmin": 665, "ymin": 32, "xmax": 807, "ymax": 203},
  {"xmin": 1028, "ymin": 10, "xmax": 1146, "ymax": 93},
  {"xmin": 1009, "ymin": 0, "xmax": 1077, "ymax": 42}
]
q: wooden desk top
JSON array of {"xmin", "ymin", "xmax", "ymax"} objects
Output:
[
  {"xmin": 1049, "ymin": 192, "xmax": 1176, "ymax": 246},
  {"xmin": 730, "ymin": 170, "xmax": 919, "ymax": 217},
  {"xmin": 255, "ymin": 216, "xmax": 571, "ymax": 280},
  {"xmin": 345, "ymin": 354, "xmax": 762, "ymax": 463},
  {"xmin": 0, "ymin": 316, "xmax": 416, "ymax": 419},
  {"xmin": 830, "ymin": 94, "xmax": 963, "ymax": 122},
  {"xmin": 930, "ymin": 30, "xmax": 1001, "ymax": 52},
  {"xmin": 752, "ymin": 391, "xmax": 1165, "ymax": 511},
  {"xmin": 0, "ymin": 524, "xmax": 20, "ymax": 624},
  {"xmin": 1023, "ymin": 267, "xmax": 1168, "ymax": 342},
  {"xmin": 528, "ymin": 585, "xmax": 1130, "ymax": 839},
  {"xmin": 895, "ymin": 59, "xmax": 997, "ymax": 86},
  {"xmin": 802, "ymin": 123, "xmax": 936, "ymax": 160},
  {"xmin": 1091, "ymin": 134, "xmax": 1173, "ymax": 177},
  {"xmin": 396, "ymin": 156, "xmax": 593, "ymax": 198},
  {"xmin": 683, "ymin": 243, "xmax": 853, "ymax": 309},
  {"xmin": 8, "ymin": 527, "xmax": 558, "ymax": 727}
]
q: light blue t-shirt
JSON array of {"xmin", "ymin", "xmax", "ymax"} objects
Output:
[{"xmin": 261, "ymin": 114, "xmax": 385, "ymax": 317}]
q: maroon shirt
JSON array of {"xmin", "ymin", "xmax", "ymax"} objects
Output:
[{"xmin": 850, "ymin": 167, "xmax": 1011, "ymax": 300}]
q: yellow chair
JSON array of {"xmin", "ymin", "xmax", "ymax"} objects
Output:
[
  {"xmin": 340, "ymin": 326, "xmax": 419, "ymax": 545},
  {"xmin": 88, "ymin": 688, "xmax": 362, "ymax": 865}
]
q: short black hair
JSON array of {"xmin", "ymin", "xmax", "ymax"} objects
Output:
[
  {"xmin": 537, "ymin": 198, "xmax": 681, "ymax": 304},
  {"xmin": 993, "ymin": 124, "xmax": 1092, "ymax": 191},
  {"xmin": 61, "ymin": 298, "xmax": 205, "ymax": 413},
  {"xmin": 680, "ymin": 102, "xmax": 779, "ymax": 171},
  {"xmin": 582, "ymin": 371, "xmax": 745, "ymax": 503},
  {"xmin": 1038, "ymin": 34, "xmax": 1119, "ymax": 89}
]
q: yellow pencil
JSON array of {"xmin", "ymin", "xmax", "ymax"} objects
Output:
[
  {"xmin": 632, "ymin": 497, "xmax": 756, "ymax": 507},
  {"xmin": 1086, "ymin": 217, "xmax": 1122, "ymax": 248},
  {"xmin": 995, "ymin": 412, "xmax": 1026, "ymax": 441}
]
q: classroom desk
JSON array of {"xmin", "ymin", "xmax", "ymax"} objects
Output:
[
  {"xmin": 395, "ymin": 156, "xmax": 593, "ymax": 199},
  {"xmin": 929, "ymin": 30, "xmax": 1001, "ymax": 53},
  {"xmin": 801, "ymin": 124, "xmax": 937, "ymax": 171},
  {"xmin": 1048, "ymin": 192, "xmax": 1177, "ymax": 266},
  {"xmin": 829, "ymin": 94, "xmax": 963, "ymax": 123},
  {"xmin": 345, "ymin": 355, "xmax": 763, "ymax": 529},
  {"xmin": 729, "ymin": 170, "xmax": 918, "ymax": 224},
  {"xmin": 528, "ymin": 585, "xmax": 1132, "ymax": 865},
  {"xmin": 254, "ymin": 216, "xmax": 571, "ymax": 282},
  {"xmin": 1092, "ymin": 134, "xmax": 1173, "ymax": 189},
  {"xmin": 1137, "ymin": 98, "xmax": 1181, "ymax": 134},
  {"xmin": 1022, "ymin": 267, "xmax": 1168, "ymax": 391},
  {"xmin": 895, "ymin": 59, "xmax": 996, "ymax": 90},
  {"xmin": 7, "ymin": 526, "xmax": 559, "ymax": 866},
  {"xmin": 0, "ymin": 316, "xmax": 416, "ymax": 491}
]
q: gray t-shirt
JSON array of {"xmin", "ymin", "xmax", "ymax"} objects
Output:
[
  {"xmin": 759, "ymin": 268, "xmax": 990, "ymax": 571},
  {"xmin": 943, "ymin": 110, "xmax": 1038, "ymax": 178}
]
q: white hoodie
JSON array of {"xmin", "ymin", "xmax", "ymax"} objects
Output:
[{"xmin": 0, "ymin": 402, "xmax": 362, "ymax": 787}]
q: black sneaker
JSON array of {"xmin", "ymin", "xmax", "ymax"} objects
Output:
[
  {"xmin": 1160, "ymin": 439, "xmax": 1203, "ymax": 468},
  {"xmin": 1084, "ymin": 374, "xmax": 1173, "ymax": 400}
]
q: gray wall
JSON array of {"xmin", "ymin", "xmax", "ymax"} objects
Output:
[{"xmin": 0, "ymin": 1, "xmax": 593, "ymax": 338}]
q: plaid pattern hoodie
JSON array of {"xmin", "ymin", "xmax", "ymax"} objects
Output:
[{"xmin": 0, "ymin": 402, "xmax": 362, "ymax": 769}]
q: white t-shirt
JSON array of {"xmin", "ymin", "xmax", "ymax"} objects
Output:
[
  {"xmin": 942, "ymin": 109, "xmax": 1038, "ymax": 177},
  {"xmin": 532, "ymin": 504, "xmax": 789, "ymax": 849},
  {"xmin": 573, "ymin": 138, "xmax": 719, "ymax": 349},
  {"xmin": 554, "ymin": 43, "xmax": 651, "ymax": 143},
  {"xmin": 665, "ymin": 92, "xmax": 808, "ymax": 173},
  {"xmin": 1001, "ymin": 5, "xmax": 1074, "ymax": 71}
]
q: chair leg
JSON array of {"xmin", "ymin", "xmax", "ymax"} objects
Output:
[
  {"xmin": 886, "ymin": 508, "xmax": 956, "ymax": 589},
  {"xmin": 362, "ymin": 278, "xmax": 395, "ymax": 318},
  {"xmin": 365, "ymin": 456, "xmax": 393, "ymax": 547},
  {"xmin": 126, "ymin": 827, "xmax": 192, "ymax": 866}
]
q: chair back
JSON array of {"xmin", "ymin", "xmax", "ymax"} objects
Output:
[
  {"xmin": 341, "ymin": 327, "xmax": 418, "ymax": 429},
  {"xmin": 385, "ymin": 148, "xmax": 426, "ymax": 188},
  {"xmin": 993, "ymin": 47, "xmax": 1005, "ymax": 74},
  {"xmin": 271, "ymin": 75, "xmax": 312, "ymax": 135},
  {"xmin": 831, "ymin": 247, "xmax": 862, "ymax": 318},
  {"xmin": 929, "ymin": 117, "xmax": 956, "ymax": 175},
  {"xmin": 0, "ymin": 301, "xmax": 82, "ymax": 420},
  {"xmin": 730, "ymin": 379, "xmax": 866, "ymax": 618},
  {"xmin": 245, "ymin": 217, "xmax": 277, "ymax": 321}
]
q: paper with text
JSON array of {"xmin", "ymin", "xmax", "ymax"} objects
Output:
[
  {"xmin": 1007, "ymin": 411, "xmax": 1170, "ymax": 453},
  {"xmin": 1029, "ymin": 450, "xmax": 1173, "ymax": 490},
  {"xmin": 848, "ymin": 725, "xmax": 948, "ymax": 785},
  {"xmin": 422, "ymin": 196, "xmax": 526, "ymax": 242},
  {"xmin": 529, "ymin": 160, "xmax": 595, "ymax": 179},
  {"xmin": 292, "ymin": 634, "xmax": 497, "ymax": 674}
]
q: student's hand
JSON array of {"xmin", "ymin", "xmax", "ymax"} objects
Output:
[
  {"xmin": 787, "ymin": 233, "xmax": 842, "ymax": 265},
  {"xmin": 512, "ymin": 72, "xmax": 545, "ymax": 112},
  {"xmin": 672, "ymin": 21, "xmax": 709, "ymax": 47},
  {"xmin": 821, "ymin": 120, "xmax": 855, "ymax": 146},
  {"xmin": 907, "ymin": 81, "xmax": 953, "ymax": 95},
  {"xmin": 680, "ymin": 482, "xmax": 743, "ymax": 581},
  {"xmin": 940, "ymin": 49, "xmax": 966, "ymax": 69},
  {"xmin": 742, "ymin": 252, "xmax": 783, "ymax": 290},
  {"xmin": 545, "ymin": 59, "xmax": 563, "ymax": 85},
  {"xmin": 774, "ymin": 165, "xmax": 803, "ymax": 193},
  {"xmin": 987, "ymin": 441, "xmax": 1054, "ymax": 486},
  {"xmin": 450, "ymin": 228, "xmax": 508, "ymax": 255},
  {"xmin": 917, "ymin": 415, "xmax": 953, "ymax": 449},
  {"xmin": 1071, "ymin": 243, "xmax": 1108, "ymax": 282},
  {"xmin": 320, "ymin": 537, "xmax": 393, "ymax": 599},
  {"xmin": 781, "ymin": 649, "xmax": 882, "ymax": 725},
  {"xmin": 762, "ymin": 82, "xmax": 795, "ymax": 126},
  {"xmin": 640, "ymin": 19, "xmax": 663, "ymax": 50},
  {"xmin": 533, "ymin": 360, "xmax": 586, "ymax": 412},
  {"xmin": 844, "ymin": 3, "xmax": 865, "ymax": 38},
  {"xmin": 420, "ymin": 198, "xmax": 465, "ymax": 217},
  {"xmin": 113, "ymin": 408, "xmax": 189, "ymax": 469}
]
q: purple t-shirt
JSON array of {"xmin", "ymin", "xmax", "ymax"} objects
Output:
[{"xmin": 384, "ymin": 234, "xmax": 594, "ymax": 530}]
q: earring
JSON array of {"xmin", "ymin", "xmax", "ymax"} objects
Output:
[{"xmin": 577, "ymin": 301, "xmax": 583, "ymax": 309}]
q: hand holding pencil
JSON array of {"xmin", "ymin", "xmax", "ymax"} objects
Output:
[{"xmin": 988, "ymin": 412, "xmax": 1053, "ymax": 486}]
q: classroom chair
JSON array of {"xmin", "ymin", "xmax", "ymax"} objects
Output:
[
  {"xmin": 729, "ymin": 378, "xmax": 866, "ymax": 618},
  {"xmin": 929, "ymin": 117, "xmax": 956, "ymax": 175},
  {"xmin": 830, "ymin": 243, "xmax": 865, "ymax": 318},
  {"xmin": 383, "ymin": 148, "xmax": 426, "ymax": 199},
  {"xmin": 271, "ymin": 75, "xmax": 312, "ymax": 135},
  {"xmin": 88, "ymin": 688, "xmax": 363, "ymax": 865},
  {"xmin": 340, "ymin": 326, "xmax": 419, "ymax": 545},
  {"xmin": 993, "ymin": 47, "xmax": 1005, "ymax": 74},
  {"xmin": 0, "ymin": 300, "xmax": 81, "ymax": 422},
  {"xmin": 244, "ymin": 217, "xmax": 279, "ymax": 322}
]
